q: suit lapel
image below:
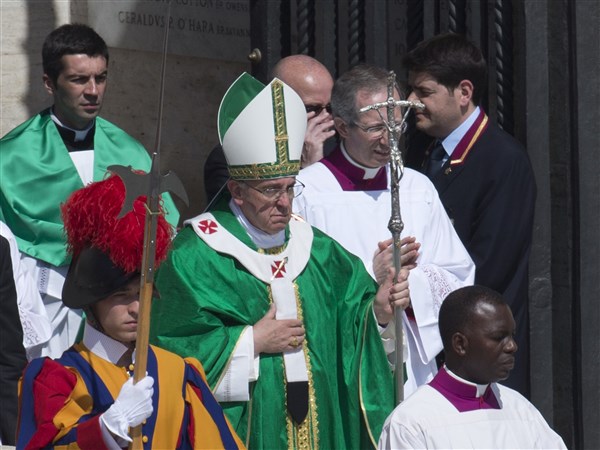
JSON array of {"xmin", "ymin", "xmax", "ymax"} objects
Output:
[
  {"xmin": 431, "ymin": 161, "xmax": 468, "ymax": 194},
  {"xmin": 429, "ymin": 110, "xmax": 489, "ymax": 194}
]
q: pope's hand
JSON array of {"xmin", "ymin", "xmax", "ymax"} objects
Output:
[
  {"xmin": 373, "ymin": 268, "xmax": 411, "ymax": 326},
  {"xmin": 253, "ymin": 303, "xmax": 305, "ymax": 354}
]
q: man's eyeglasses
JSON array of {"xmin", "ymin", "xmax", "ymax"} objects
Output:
[
  {"xmin": 305, "ymin": 104, "xmax": 332, "ymax": 115},
  {"xmin": 353, "ymin": 122, "xmax": 388, "ymax": 139},
  {"xmin": 241, "ymin": 180, "xmax": 305, "ymax": 200}
]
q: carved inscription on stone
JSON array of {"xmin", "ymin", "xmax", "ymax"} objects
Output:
[{"xmin": 89, "ymin": 0, "xmax": 250, "ymax": 62}]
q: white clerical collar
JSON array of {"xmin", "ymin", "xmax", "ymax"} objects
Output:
[
  {"xmin": 82, "ymin": 321, "xmax": 131, "ymax": 364},
  {"xmin": 50, "ymin": 110, "xmax": 94, "ymax": 142},
  {"xmin": 444, "ymin": 365, "xmax": 490, "ymax": 398},
  {"xmin": 229, "ymin": 199, "xmax": 286, "ymax": 249},
  {"xmin": 340, "ymin": 142, "xmax": 382, "ymax": 180},
  {"xmin": 441, "ymin": 106, "xmax": 481, "ymax": 157}
]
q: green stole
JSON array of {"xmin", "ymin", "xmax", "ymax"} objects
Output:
[{"xmin": 0, "ymin": 109, "xmax": 179, "ymax": 267}]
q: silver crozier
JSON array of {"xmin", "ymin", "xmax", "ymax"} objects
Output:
[{"xmin": 359, "ymin": 71, "xmax": 424, "ymax": 404}]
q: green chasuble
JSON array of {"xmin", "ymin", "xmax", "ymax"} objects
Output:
[
  {"xmin": 0, "ymin": 108, "xmax": 179, "ymax": 267},
  {"xmin": 151, "ymin": 196, "xmax": 394, "ymax": 449}
]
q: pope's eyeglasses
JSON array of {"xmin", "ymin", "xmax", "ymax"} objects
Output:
[{"xmin": 241, "ymin": 180, "xmax": 305, "ymax": 200}]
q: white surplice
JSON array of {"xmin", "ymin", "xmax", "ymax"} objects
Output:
[
  {"xmin": 378, "ymin": 381, "xmax": 567, "ymax": 449},
  {"xmin": 295, "ymin": 158, "xmax": 475, "ymax": 395}
]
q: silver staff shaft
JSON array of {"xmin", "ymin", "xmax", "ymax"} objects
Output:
[
  {"xmin": 384, "ymin": 72, "xmax": 405, "ymax": 405},
  {"xmin": 359, "ymin": 71, "xmax": 425, "ymax": 404}
]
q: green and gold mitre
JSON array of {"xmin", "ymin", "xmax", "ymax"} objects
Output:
[{"xmin": 217, "ymin": 72, "xmax": 307, "ymax": 180}]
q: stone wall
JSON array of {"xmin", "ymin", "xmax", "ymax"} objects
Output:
[{"xmin": 1, "ymin": 0, "xmax": 250, "ymax": 220}]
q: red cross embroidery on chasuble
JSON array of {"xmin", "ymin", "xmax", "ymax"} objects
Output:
[
  {"xmin": 198, "ymin": 219, "xmax": 218, "ymax": 234},
  {"xmin": 271, "ymin": 260, "xmax": 287, "ymax": 278}
]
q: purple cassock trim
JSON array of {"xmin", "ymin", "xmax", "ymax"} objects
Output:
[
  {"xmin": 429, "ymin": 367, "xmax": 501, "ymax": 412},
  {"xmin": 321, "ymin": 146, "xmax": 387, "ymax": 191}
]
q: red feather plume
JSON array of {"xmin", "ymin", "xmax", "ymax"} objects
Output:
[{"xmin": 61, "ymin": 173, "xmax": 173, "ymax": 274}]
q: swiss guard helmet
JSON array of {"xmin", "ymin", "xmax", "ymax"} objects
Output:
[{"xmin": 61, "ymin": 172, "xmax": 173, "ymax": 309}]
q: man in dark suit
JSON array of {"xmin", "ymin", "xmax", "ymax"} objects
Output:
[{"xmin": 403, "ymin": 33, "xmax": 536, "ymax": 398}]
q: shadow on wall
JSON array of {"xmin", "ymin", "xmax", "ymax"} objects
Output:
[{"xmin": 24, "ymin": 2, "xmax": 57, "ymax": 118}]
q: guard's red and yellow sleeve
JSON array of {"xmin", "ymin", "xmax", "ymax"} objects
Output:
[{"xmin": 17, "ymin": 358, "xmax": 108, "ymax": 450}]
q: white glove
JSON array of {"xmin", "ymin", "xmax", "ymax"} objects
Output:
[{"xmin": 100, "ymin": 376, "xmax": 154, "ymax": 442}]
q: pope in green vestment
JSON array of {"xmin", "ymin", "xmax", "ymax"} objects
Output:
[
  {"xmin": 150, "ymin": 74, "xmax": 397, "ymax": 449},
  {"xmin": 0, "ymin": 108, "xmax": 179, "ymax": 268},
  {"xmin": 151, "ymin": 195, "xmax": 395, "ymax": 449}
]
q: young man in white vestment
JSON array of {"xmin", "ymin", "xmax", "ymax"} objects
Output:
[
  {"xmin": 294, "ymin": 64, "xmax": 475, "ymax": 395},
  {"xmin": 378, "ymin": 285, "xmax": 567, "ymax": 449}
]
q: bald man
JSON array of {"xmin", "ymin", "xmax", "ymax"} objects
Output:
[
  {"xmin": 379, "ymin": 286, "xmax": 566, "ymax": 449},
  {"xmin": 272, "ymin": 55, "xmax": 335, "ymax": 166},
  {"xmin": 203, "ymin": 55, "xmax": 336, "ymax": 201}
]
